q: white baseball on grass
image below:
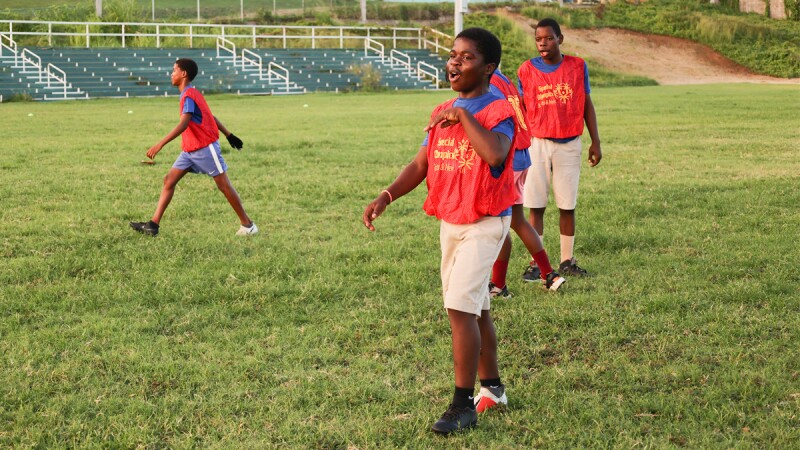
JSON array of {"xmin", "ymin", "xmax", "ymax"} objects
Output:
[
  {"xmin": 28, "ymin": 113, "xmax": 33, "ymax": 117},
  {"xmin": 128, "ymin": 110, "xmax": 133, "ymax": 114},
  {"xmin": 303, "ymin": 104, "xmax": 308, "ymax": 108}
]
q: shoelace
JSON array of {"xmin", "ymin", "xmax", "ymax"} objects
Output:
[{"xmin": 441, "ymin": 405, "xmax": 471, "ymax": 420}]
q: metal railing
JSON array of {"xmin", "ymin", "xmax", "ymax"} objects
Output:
[
  {"xmin": 216, "ymin": 36, "xmax": 236, "ymax": 63},
  {"xmin": 18, "ymin": 48, "xmax": 43, "ymax": 82},
  {"xmin": 424, "ymin": 29, "xmax": 452, "ymax": 55},
  {"xmin": 0, "ymin": 20, "xmax": 436, "ymax": 51},
  {"xmin": 417, "ymin": 60, "xmax": 440, "ymax": 88},
  {"xmin": 46, "ymin": 63, "xmax": 68, "ymax": 98},
  {"xmin": 364, "ymin": 38, "xmax": 384, "ymax": 59},
  {"xmin": 389, "ymin": 48, "xmax": 412, "ymax": 74},
  {"xmin": 240, "ymin": 47, "xmax": 263, "ymax": 79},
  {"xmin": 0, "ymin": 32, "xmax": 17, "ymax": 63},
  {"xmin": 267, "ymin": 61, "xmax": 290, "ymax": 92}
]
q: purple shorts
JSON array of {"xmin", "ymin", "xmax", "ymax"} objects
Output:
[{"xmin": 173, "ymin": 141, "xmax": 227, "ymax": 177}]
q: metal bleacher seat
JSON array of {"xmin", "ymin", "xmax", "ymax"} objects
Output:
[
  {"xmin": 1, "ymin": 44, "xmax": 445, "ymax": 100},
  {"xmin": 250, "ymin": 48, "xmax": 444, "ymax": 93}
]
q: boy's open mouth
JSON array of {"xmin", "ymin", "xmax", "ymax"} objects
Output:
[{"xmin": 448, "ymin": 70, "xmax": 461, "ymax": 82}]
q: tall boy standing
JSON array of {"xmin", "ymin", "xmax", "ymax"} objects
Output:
[
  {"xmin": 518, "ymin": 18, "xmax": 602, "ymax": 275},
  {"xmin": 363, "ymin": 28, "xmax": 515, "ymax": 434},
  {"xmin": 130, "ymin": 58, "xmax": 257, "ymax": 237}
]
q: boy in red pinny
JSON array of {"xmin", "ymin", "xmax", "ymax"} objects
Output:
[
  {"xmin": 518, "ymin": 18, "xmax": 602, "ymax": 275},
  {"xmin": 130, "ymin": 58, "xmax": 257, "ymax": 237},
  {"xmin": 363, "ymin": 28, "xmax": 515, "ymax": 435}
]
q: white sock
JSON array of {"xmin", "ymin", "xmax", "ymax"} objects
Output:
[{"xmin": 560, "ymin": 234, "xmax": 574, "ymax": 265}]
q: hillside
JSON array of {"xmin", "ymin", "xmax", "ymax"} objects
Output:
[{"xmin": 501, "ymin": 10, "xmax": 800, "ymax": 85}]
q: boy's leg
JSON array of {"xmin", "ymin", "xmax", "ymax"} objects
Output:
[
  {"xmin": 551, "ymin": 138, "xmax": 588, "ymax": 276},
  {"xmin": 447, "ymin": 308, "xmax": 482, "ymax": 389},
  {"xmin": 152, "ymin": 168, "xmax": 188, "ymax": 224},
  {"xmin": 433, "ymin": 218, "xmax": 508, "ymax": 434},
  {"xmin": 489, "ymin": 235, "xmax": 512, "ymax": 297},
  {"xmin": 513, "ymin": 204, "xmax": 561, "ymax": 285},
  {"xmin": 476, "ymin": 309, "xmax": 498, "ymax": 381},
  {"xmin": 473, "ymin": 308, "xmax": 507, "ymax": 412},
  {"xmin": 212, "ymin": 172, "xmax": 252, "ymax": 226},
  {"xmin": 529, "ymin": 207, "xmax": 545, "ymax": 237}
]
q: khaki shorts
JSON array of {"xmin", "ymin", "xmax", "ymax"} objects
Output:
[
  {"xmin": 440, "ymin": 216, "xmax": 511, "ymax": 316},
  {"xmin": 513, "ymin": 168, "xmax": 528, "ymax": 205},
  {"xmin": 523, "ymin": 137, "xmax": 582, "ymax": 210}
]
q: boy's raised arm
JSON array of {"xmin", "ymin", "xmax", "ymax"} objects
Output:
[
  {"xmin": 147, "ymin": 113, "xmax": 192, "ymax": 159},
  {"xmin": 425, "ymin": 107, "xmax": 511, "ymax": 168}
]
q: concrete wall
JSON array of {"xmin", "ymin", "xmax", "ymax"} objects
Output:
[{"xmin": 740, "ymin": 0, "xmax": 787, "ymax": 19}]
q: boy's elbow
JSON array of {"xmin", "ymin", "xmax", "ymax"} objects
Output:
[{"xmin": 488, "ymin": 152, "xmax": 507, "ymax": 168}]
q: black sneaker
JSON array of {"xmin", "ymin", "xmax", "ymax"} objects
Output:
[
  {"xmin": 488, "ymin": 282, "xmax": 512, "ymax": 299},
  {"xmin": 544, "ymin": 271, "xmax": 566, "ymax": 291},
  {"xmin": 521, "ymin": 264, "xmax": 541, "ymax": 283},
  {"xmin": 559, "ymin": 257, "xmax": 589, "ymax": 277},
  {"xmin": 130, "ymin": 220, "xmax": 159, "ymax": 236},
  {"xmin": 431, "ymin": 404, "xmax": 478, "ymax": 435}
]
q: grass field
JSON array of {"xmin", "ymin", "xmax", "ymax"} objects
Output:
[{"xmin": 2, "ymin": 84, "xmax": 800, "ymax": 448}]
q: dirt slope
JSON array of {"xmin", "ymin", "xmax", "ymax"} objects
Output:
[{"xmin": 501, "ymin": 10, "xmax": 800, "ymax": 85}]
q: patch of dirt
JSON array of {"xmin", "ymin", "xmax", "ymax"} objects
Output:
[{"xmin": 501, "ymin": 10, "xmax": 799, "ymax": 85}]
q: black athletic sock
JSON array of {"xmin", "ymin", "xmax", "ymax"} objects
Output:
[
  {"xmin": 453, "ymin": 386, "xmax": 475, "ymax": 409},
  {"xmin": 480, "ymin": 378, "xmax": 502, "ymax": 388}
]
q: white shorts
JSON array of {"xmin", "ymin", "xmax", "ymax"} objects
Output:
[
  {"xmin": 513, "ymin": 168, "xmax": 528, "ymax": 205},
  {"xmin": 440, "ymin": 216, "xmax": 511, "ymax": 317},
  {"xmin": 523, "ymin": 137, "xmax": 582, "ymax": 210}
]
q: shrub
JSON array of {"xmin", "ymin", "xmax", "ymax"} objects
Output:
[{"xmin": 348, "ymin": 63, "xmax": 384, "ymax": 92}]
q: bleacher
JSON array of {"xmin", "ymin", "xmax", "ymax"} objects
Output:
[
  {"xmin": 0, "ymin": 45, "xmax": 445, "ymax": 101},
  {"xmin": 251, "ymin": 48, "xmax": 442, "ymax": 92}
]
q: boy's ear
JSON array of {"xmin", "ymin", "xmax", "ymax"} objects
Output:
[
  {"xmin": 558, "ymin": 35, "xmax": 564, "ymax": 45},
  {"xmin": 485, "ymin": 62, "xmax": 497, "ymax": 78}
]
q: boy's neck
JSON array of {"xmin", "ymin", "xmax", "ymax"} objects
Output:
[
  {"xmin": 177, "ymin": 80, "xmax": 190, "ymax": 91},
  {"xmin": 458, "ymin": 84, "xmax": 489, "ymax": 99}
]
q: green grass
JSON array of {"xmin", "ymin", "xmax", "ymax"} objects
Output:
[{"xmin": 2, "ymin": 85, "xmax": 800, "ymax": 447}]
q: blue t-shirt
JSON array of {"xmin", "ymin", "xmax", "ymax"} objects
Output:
[
  {"xmin": 421, "ymin": 91, "xmax": 514, "ymax": 217},
  {"xmin": 181, "ymin": 85, "xmax": 203, "ymax": 124}
]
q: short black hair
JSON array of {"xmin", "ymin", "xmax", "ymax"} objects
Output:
[
  {"xmin": 536, "ymin": 18, "xmax": 562, "ymax": 37},
  {"xmin": 175, "ymin": 58, "xmax": 198, "ymax": 81},
  {"xmin": 455, "ymin": 27, "xmax": 502, "ymax": 71}
]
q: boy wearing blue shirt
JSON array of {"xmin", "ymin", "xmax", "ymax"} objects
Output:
[{"xmin": 130, "ymin": 58, "xmax": 257, "ymax": 237}]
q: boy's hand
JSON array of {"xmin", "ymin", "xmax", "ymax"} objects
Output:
[
  {"xmin": 146, "ymin": 144, "xmax": 162, "ymax": 160},
  {"xmin": 425, "ymin": 107, "xmax": 463, "ymax": 132},
  {"xmin": 227, "ymin": 133, "xmax": 244, "ymax": 150},
  {"xmin": 362, "ymin": 194, "xmax": 391, "ymax": 231},
  {"xmin": 588, "ymin": 142, "xmax": 602, "ymax": 167}
]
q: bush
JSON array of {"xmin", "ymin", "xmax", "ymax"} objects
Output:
[{"xmin": 348, "ymin": 64, "xmax": 384, "ymax": 92}]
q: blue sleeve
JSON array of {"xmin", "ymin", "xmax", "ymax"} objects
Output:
[
  {"xmin": 492, "ymin": 117, "xmax": 514, "ymax": 144},
  {"xmin": 421, "ymin": 132, "xmax": 430, "ymax": 147},
  {"xmin": 584, "ymin": 62, "xmax": 591, "ymax": 94},
  {"xmin": 489, "ymin": 117, "xmax": 515, "ymax": 178},
  {"xmin": 182, "ymin": 97, "xmax": 196, "ymax": 114}
]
